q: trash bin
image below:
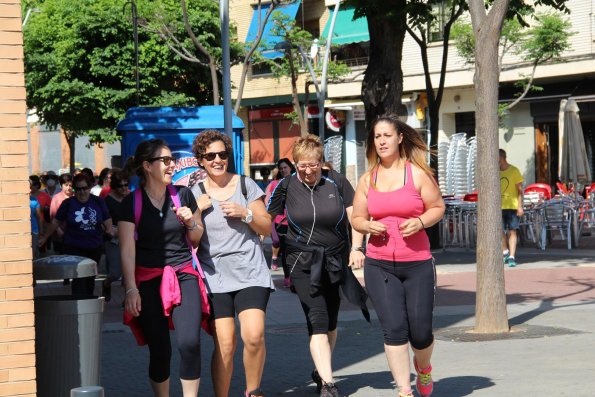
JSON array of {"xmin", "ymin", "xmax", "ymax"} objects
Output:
[{"xmin": 34, "ymin": 255, "xmax": 104, "ymax": 397}]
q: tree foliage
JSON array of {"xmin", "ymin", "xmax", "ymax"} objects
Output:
[
  {"xmin": 24, "ymin": 0, "xmax": 214, "ymax": 171},
  {"xmin": 260, "ymin": 12, "xmax": 349, "ymax": 135},
  {"xmin": 138, "ymin": 0, "xmax": 244, "ymax": 105},
  {"xmin": 345, "ymin": 0, "xmax": 569, "ymax": 127},
  {"xmin": 452, "ymin": 11, "xmax": 572, "ymax": 115}
]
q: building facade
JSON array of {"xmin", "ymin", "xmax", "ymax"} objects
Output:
[{"xmin": 230, "ymin": 0, "xmax": 595, "ymax": 188}]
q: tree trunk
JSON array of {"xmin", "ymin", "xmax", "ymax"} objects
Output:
[
  {"xmin": 65, "ymin": 131, "xmax": 76, "ymax": 174},
  {"xmin": 427, "ymin": 100, "xmax": 440, "ymax": 171},
  {"xmin": 287, "ymin": 53, "xmax": 307, "ymax": 136},
  {"xmin": 469, "ymin": 0, "xmax": 510, "ymax": 333},
  {"xmin": 361, "ymin": 1, "xmax": 407, "ymax": 127}
]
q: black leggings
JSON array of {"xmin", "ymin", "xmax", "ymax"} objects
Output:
[
  {"xmin": 138, "ymin": 276, "xmax": 202, "ymax": 382},
  {"xmin": 290, "ymin": 259, "xmax": 341, "ymax": 336},
  {"xmin": 364, "ymin": 257, "xmax": 435, "ymax": 349},
  {"xmin": 279, "ymin": 236, "xmax": 290, "ymax": 279}
]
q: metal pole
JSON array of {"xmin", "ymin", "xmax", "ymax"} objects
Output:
[
  {"xmin": 297, "ymin": 45, "xmax": 322, "ymax": 135},
  {"xmin": 132, "ymin": 2, "xmax": 140, "ymax": 106},
  {"xmin": 220, "ymin": 0, "xmax": 234, "ymax": 171},
  {"xmin": 320, "ymin": 0, "xmax": 341, "ymax": 141},
  {"xmin": 124, "ymin": 1, "xmax": 140, "ymax": 106},
  {"xmin": 297, "ymin": 46, "xmax": 320, "ymax": 95},
  {"xmin": 22, "ymin": 7, "xmax": 40, "ymax": 27}
]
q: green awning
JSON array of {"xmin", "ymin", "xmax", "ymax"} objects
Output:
[{"xmin": 321, "ymin": 6, "xmax": 369, "ymax": 46}]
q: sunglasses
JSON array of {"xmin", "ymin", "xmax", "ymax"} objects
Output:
[
  {"xmin": 148, "ymin": 156, "xmax": 176, "ymax": 166},
  {"xmin": 203, "ymin": 151, "xmax": 229, "ymax": 161},
  {"xmin": 115, "ymin": 183, "xmax": 129, "ymax": 188},
  {"xmin": 74, "ymin": 186, "xmax": 91, "ymax": 192}
]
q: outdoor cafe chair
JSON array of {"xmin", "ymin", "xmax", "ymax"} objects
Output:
[
  {"xmin": 539, "ymin": 198, "xmax": 577, "ymax": 250},
  {"xmin": 524, "ymin": 183, "xmax": 552, "ymax": 200},
  {"xmin": 578, "ymin": 192, "xmax": 595, "ymax": 236}
]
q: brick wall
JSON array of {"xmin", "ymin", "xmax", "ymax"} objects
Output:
[{"xmin": 0, "ymin": 0, "xmax": 37, "ymax": 396}]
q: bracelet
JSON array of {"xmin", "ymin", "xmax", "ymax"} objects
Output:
[
  {"xmin": 125, "ymin": 288, "xmax": 139, "ymax": 295},
  {"xmin": 185, "ymin": 220, "xmax": 198, "ymax": 231},
  {"xmin": 351, "ymin": 246, "xmax": 365, "ymax": 253},
  {"xmin": 417, "ymin": 217, "xmax": 425, "ymax": 229}
]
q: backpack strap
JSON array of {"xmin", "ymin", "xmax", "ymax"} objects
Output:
[
  {"xmin": 240, "ymin": 175, "xmax": 248, "ymax": 203},
  {"xmin": 133, "ymin": 189, "xmax": 142, "ymax": 241},
  {"xmin": 166, "ymin": 184, "xmax": 205, "ymax": 279},
  {"xmin": 197, "ymin": 181, "xmax": 206, "ymax": 195}
]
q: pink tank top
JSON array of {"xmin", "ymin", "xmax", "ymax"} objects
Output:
[{"xmin": 366, "ymin": 162, "xmax": 431, "ymax": 262}]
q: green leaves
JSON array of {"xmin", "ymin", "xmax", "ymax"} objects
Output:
[
  {"xmin": 452, "ymin": 12, "xmax": 571, "ymax": 66},
  {"xmin": 24, "ymin": 0, "xmax": 213, "ymax": 143},
  {"xmin": 519, "ymin": 12, "xmax": 573, "ymax": 63}
]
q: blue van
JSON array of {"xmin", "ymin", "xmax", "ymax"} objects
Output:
[{"xmin": 117, "ymin": 106, "xmax": 244, "ymax": 188}]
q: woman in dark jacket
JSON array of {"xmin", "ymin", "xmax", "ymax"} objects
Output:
[{"xmin": 267, "ymin": 134, "xmax": 368, "ymax": 397}]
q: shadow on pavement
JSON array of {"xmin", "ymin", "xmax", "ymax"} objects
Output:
[{"xmin": 434, "ymin": 376, "xmax": 495, "ymax": 396}]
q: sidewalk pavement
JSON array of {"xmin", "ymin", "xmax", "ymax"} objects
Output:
[{"xmin": 38, "ymin": 242, "xmax": 595, "ymax": 396}]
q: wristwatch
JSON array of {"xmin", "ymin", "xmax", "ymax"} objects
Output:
[{"xmin": 241, "ymin": 208, "xmax": 253, "ymax": 224}]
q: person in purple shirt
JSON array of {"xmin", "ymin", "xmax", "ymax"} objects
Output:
[{"xmin": 39, "ymin": 173, "xmax": 114, "ymax": 296}]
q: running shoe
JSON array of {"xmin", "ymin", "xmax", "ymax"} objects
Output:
[
  {"xmin": 503, "ymin": 254, "xmax": 510, "ymax": 265},
  {"xmin": 283, "ymin": 277, "xmax": 291, "ymax": 288},
  {"xmin": 507, "ymin": 257, "xmax": 517, "ymax": 267},
  {"xmin": 271, "ymin": 258, "xmax": 279, "ymax": 271},
  {"xmin": 320, "ymin": 381, "xmax": 340, "ymax": 397},
  {"xmin": 311, "ymin": 369, "xmax": 322, "ymax": 393},
  {"xmin": 414, "ymin": 358, "xmax": 433, "ymax": 397}
]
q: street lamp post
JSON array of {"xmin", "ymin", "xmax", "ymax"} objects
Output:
[
  {"xmin": 123, "ymin": 1, "xmax": 140, "ymax": 106},
  {"xmin": 22, "ymin": 8, "xmax": 41, "ymax": 27},
  {"xmin": 274, "ymin": 41, "xmax": 323, "ymax": 135},
  {"xmin": 319, "ymin": 0, "xmax": 341, "ymax": 141}
]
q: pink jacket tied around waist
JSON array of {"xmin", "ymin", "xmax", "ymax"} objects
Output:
[{"xmin": 123, "ymin": 261, "xmax": 211, "ymax": 346}]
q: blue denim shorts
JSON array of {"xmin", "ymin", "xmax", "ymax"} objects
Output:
[{"xmin": 502, "ymin": 209, "xmax": 520, "ymax": 231}]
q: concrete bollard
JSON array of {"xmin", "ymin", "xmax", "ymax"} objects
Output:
[{"xmin": 70, "ymin": 386, "xmax": 104, "ymax": 397}]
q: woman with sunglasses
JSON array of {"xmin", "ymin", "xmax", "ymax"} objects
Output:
[
  {"xmin": 39, "ymin": 173, "xmax": 114, "ymax": 296},
  {"xmin": 101, "ymin": 169, "xmax": 130, "ymax": 302},
  {"xmin": 351, "ymin": 115, "xmax": 445, "ymax": 397},
  {"xmin": 267, "ymin": 134, "xmax": 368, "ymax": 397},
  {"xmin": 190, "ymin": 129, "xmax": 273, "ymax": 397},
  {"xmin": 118, "ymin": 139, "xmax": 205, "ymax": 397}
]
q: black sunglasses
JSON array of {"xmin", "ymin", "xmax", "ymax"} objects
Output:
[
  {"xmin": 148, "ymin": 156, "xmax": 176, "ymax": 166},
  {"xmin": 74, "ymin": 185, "xmax": 91, "ymax": 192},
  {"xmin": 203, "ymin": 151, "xmax": 229, "ymax": 161},
  {"xmin": 115, "ymin": 183, "xmax": 129, "ymax": 188}
]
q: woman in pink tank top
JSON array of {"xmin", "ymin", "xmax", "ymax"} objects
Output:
[{"xmin": 352, "ymin": 114, "xmax": 445, "ymax": 397}]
